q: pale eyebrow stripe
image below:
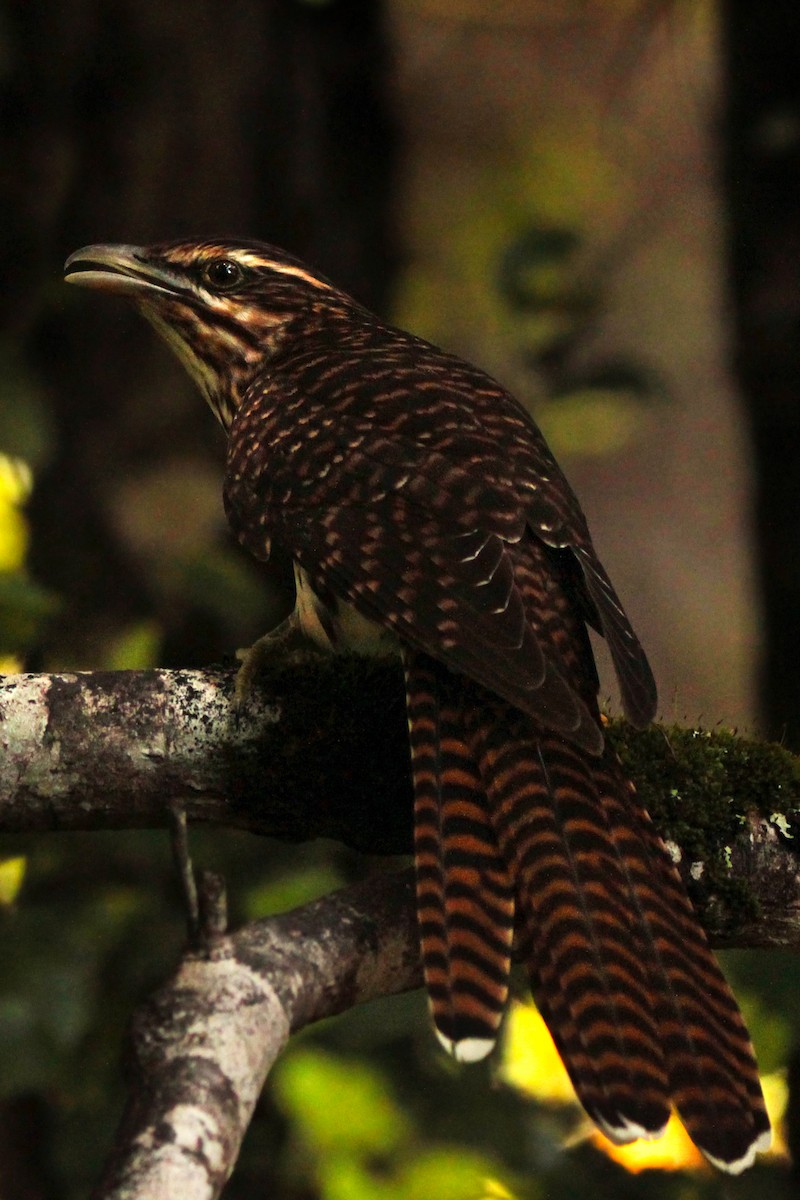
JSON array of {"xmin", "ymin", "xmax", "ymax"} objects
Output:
[{"xmin": 234, "ymin": 253, "xmax": 335, "ymax": 291}]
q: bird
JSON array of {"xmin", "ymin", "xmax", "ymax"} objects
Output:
[{"xmin": 64, "ymin": 237, "xmax": 770, "ymax": 1172}]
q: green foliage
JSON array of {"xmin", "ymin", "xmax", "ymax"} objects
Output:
[
  {"xmin": 104, "ymin": 619, "xmax": 162, "ymax": 670},
  {"xmin": 172, "ymin": 546, "xmax": 275, "ymax": 637},
  {"xmin": 497, "ymin": 221, "xmax": 663, "ymax": 458},
  {"xmin": 0, "ymin": 855, "xmax": 25, "ymax": 905},
  {"xmin": 273, "ymin": 1047, "xmax": 523, "ymax": 1200},
  {"xmin": 0, "ymin": 832, "xmax": 176, "ymax": 1194},
  {"xmin": 0, "ymin": 828, "xmax": 358, "ymax": 1197},
  {"xmin": 0, "ymin": 568, "xmax": 58, "ymax": 655},
  {"xmin": 497, "ymin": 227, "xmax": 585, "ymax": 314},
  {"xmin": 0, "ymin": 341, "xmax": 55, "ymax": 470},
  {"xmin": 242, "ymin": 862, "xmax": 346, "ymax": 920},
  {"xmin": 277, "ymin": 1049, "xmax": 412, "ymax": 1156},
  {"xmin": 734, "ymin": 990, "xmax": 792, "ymax": 1076},
  {"xmin": 0, "ymin": 451, "xmax": 58, "ymax": 657}
]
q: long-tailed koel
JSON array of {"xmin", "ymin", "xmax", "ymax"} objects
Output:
[{"xmin": 65, "ymin": 239, "xmax": 771, "ymax": 1172}]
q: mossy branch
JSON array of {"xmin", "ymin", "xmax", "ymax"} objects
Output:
[
  {"xmin": 1, "ymin": 658, "xmax": 799, "ymax": 946},
  {"xmin": 3, "ymin": 658, "xmax": 800, "ymax": 1197}
]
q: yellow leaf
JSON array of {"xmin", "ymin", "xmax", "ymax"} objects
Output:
[
  {"xmin": 761, "ymin": 1070, "xmax": 790, "ymax": 1161},
  {"xmin": 0, "ymin": 455, "xmax": 33, "ymax": 571},
  {"xmin": 0, "ymin": 499, "xmax": 28, "ymax": 571}
]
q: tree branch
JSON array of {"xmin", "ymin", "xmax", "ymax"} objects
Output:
[
  {"xmin": 3, "ymin": 660, "xmax": 800, "ymax": 1197},
  {"xmin": 93, "ymin": 869, "xmax": 420, "ymax": 1200},
  {"xmin": 1, "ymin": 659, "xmax": 798, "ymax": 941},
  {"xmin": 0, "ymin": 658, "xmax": 412, "ymax": 852}
]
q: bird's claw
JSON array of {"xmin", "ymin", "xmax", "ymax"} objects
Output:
[{"xmin": 233, "ymin": 611, "xmax": 322, "ymax": 707}]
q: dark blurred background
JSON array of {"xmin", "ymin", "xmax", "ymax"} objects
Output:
[{"xmin": 1, "ymin": 2, "xmax": 799, "ymax": 1198}]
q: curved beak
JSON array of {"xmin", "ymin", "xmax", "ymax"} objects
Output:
[{"xmin": 64, "ymin": 244, "xmax": 187, "ymax": 299}]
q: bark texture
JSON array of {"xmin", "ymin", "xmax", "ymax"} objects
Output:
[
  {"xmin": 1, "ymin": 658, "xmax": 798, "ymax": 943},
  {"xmin": 93, "ymin": 871, "xmax": 420, "ymax": 1200}
]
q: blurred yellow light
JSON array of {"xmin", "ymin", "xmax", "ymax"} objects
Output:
[
  {"xmin": 0, "ymin": 454, "xmax": 33, "ymax": 505},
  {"xmin": 596, "ymin": 1113, "xmax": 705, "ymax": 1174},
  {"xmin": 499, "ymin": 999, "xmax": 577, "ymax": 1105},
  {"xmin": 0, "ymin": 857, "xmax": 26, "ymax": 906},
  {"xmin": 761, "ymin": 1070, "xmax": 789, "ymax": 1160}
]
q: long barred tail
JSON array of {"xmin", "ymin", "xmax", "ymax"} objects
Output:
[
  {"xmin": 405, "ymin": 649, "xmax": 770, "ymax": 1173},
  {"xmin": 601, "ymin": 775, "xmax": 772, "ymax": 1169},
  {"xmin": 406, "ymin": 652, "xmax": 515, "ymax": 1061}
]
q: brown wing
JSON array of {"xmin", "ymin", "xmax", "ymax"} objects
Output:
[{"xmin": 224, "ymin": 342, "xmax": 655, "ymax": 747}]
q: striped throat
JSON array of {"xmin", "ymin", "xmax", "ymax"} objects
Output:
[{"xmin": 64, "ymin": 238, "xmax": 348, "ymax": 429}]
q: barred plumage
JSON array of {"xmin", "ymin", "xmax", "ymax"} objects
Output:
[
  {"xmin": 406, "ymin": 650, "xmax": 515, "ymax": 1059},
  {"xmin": 65, "ymin": 237, "xmax": 771, "ymax": 1172}
]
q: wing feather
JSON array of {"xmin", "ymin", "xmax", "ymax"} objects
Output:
[{"xmin": 225, "ymin": 366, "xmax": 654, "ymax": 747}]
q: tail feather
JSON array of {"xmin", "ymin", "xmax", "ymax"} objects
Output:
[
  {"xmin": 405, "ymin": 649, "xmax": 769, "ymax": 1171},
  {"xmin": 406, "ymin": 652, "xmax": 515, "ymax": 1061},
  {"xmin": 467, "ymin": 701, "xmax": 673, "ymax": 1140},
  {"xmin": 527, "ymin": 955, "xmax": 668, "ymax": 1145},
  {"xmin": 602, "ymin": 771, "xmax": 771, "ymax": 1169}
]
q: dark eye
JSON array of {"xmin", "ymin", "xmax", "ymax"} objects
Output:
[{"xmin": 202, "ymin": 258, "xmax": 244, "ymax": 289}]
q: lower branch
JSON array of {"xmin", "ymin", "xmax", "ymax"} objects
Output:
[{"xmin": 94, "ymin": 870, "xmax": 420, "ymax": 1200}]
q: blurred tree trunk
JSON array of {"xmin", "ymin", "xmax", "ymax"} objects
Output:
[
  {"xmin": 1, "ymin": 0, "xmax": 397, "ymax": 670},
  {"xmin": 722, "ymin": 1, "xmax": 800, "ymax": 748}
]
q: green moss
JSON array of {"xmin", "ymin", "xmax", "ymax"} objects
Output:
[
  {"xmin": 606, "ymin": 721, "xmax": 800, "ymax": 929},
  {"xmin": 230, "ymin": 647, "xmax": 800, "ymax": 929}
]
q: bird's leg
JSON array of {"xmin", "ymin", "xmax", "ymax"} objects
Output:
[{"xmin": 235, "ymin": 563, "xmax": 345, "ymax": 704}]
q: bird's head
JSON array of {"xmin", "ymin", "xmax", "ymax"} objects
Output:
[{"xmin": 64, "ymin": 239, "xmax": 345, "ymax": 427}]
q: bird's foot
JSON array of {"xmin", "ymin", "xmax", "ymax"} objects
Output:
[{"xmin": 234, "ymin": 612, "xmax": 322, "ymax": 705}]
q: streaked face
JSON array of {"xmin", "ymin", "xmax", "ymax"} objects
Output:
[{"xmin": 64, "ymin": 240, "xmax": 338, "ymax": 426}]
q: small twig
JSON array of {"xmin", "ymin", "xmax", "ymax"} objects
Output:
[
  {"xmin": 168, "ymin": 801, "xmax": 200, "ymax": 944},
  {"xmin": 198, "ymin": 871, "xmax": 229, "ymax": 940}
]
